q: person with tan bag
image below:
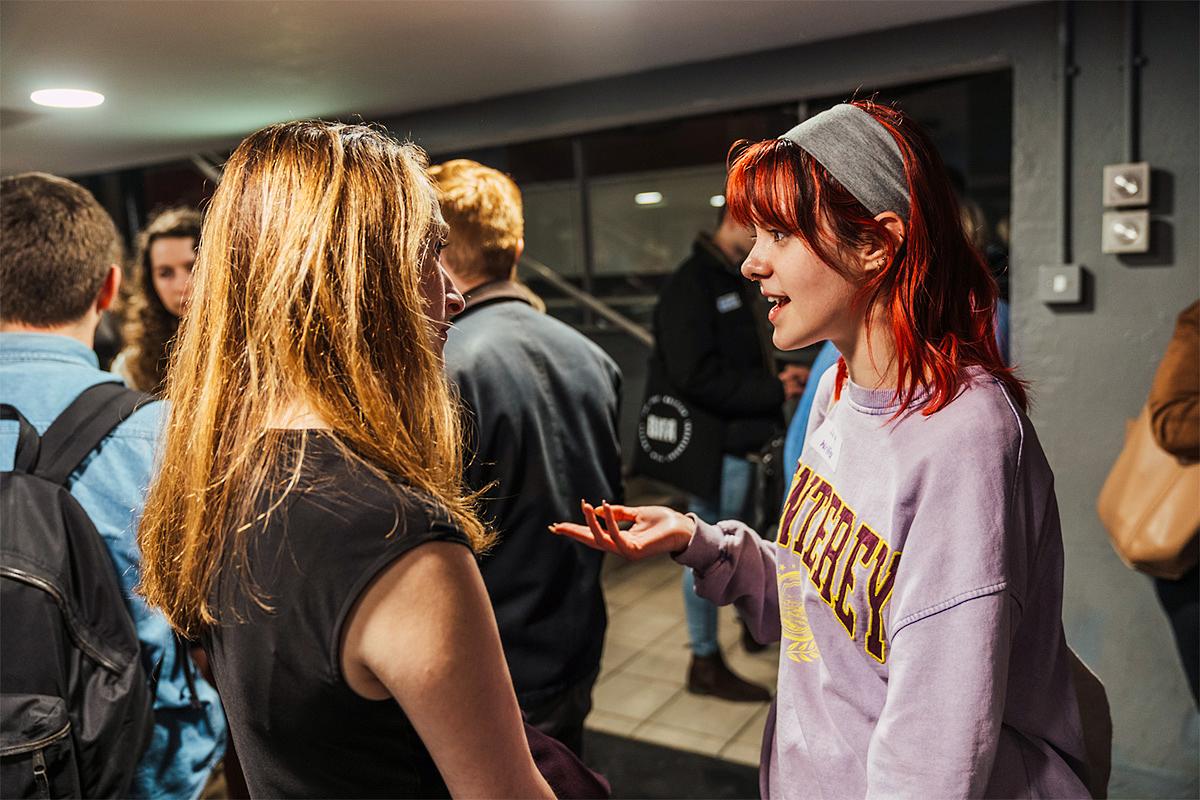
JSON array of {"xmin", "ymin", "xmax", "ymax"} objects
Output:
[
  {"xmin": 1147, "ymin": 300, "xmax": 1198, "ymax": 704},
  {"xmin": 1099, "ymin": 300, "xmax": 1199, "ymax": 705}
]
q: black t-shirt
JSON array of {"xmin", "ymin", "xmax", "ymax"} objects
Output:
[{"xmin": 203, "ymin": 432, "xmax": 470, "ymax": 798}]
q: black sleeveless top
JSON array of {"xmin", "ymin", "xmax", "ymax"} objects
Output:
[{"xmin": 203, "ymin": 432, "xmax": 470, "ymax": 798}]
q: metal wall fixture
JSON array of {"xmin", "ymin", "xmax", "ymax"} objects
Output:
[
  {"xmin": 1101, "ymin": 207, "xmax": 1150, "ymax": 254},
  {"xmin": 1038, "ymin": 264, "xmax": 1083, "ymax": 304},
  {"xmin": 1103, "ymin": 162, "xmax": 1150, "ymax": 207},
  {"xmin": 1101, "ymin": 162, "xmax": 1152, "ymax": 254}
]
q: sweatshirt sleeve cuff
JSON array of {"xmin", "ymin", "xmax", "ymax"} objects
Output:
[{"xmin": 672, "ymin": 514, "xmax": 725, "ymax": 577}]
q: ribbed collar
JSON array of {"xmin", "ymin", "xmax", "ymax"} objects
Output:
[
  {"xmin": 843, "ymin": 366, "xmax": 989, "ymax": 415},
  {"xmin": 843, "ymin": 377, "xmax": 926, "ymax": 415}
]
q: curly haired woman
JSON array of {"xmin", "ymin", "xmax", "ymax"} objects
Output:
[{"xmin": 113, "ymin": 207, "xmax": 200, "ymax": 393}]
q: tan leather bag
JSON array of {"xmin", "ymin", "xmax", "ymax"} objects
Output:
[{"xmin": 1097, "ymin": 406, "xmax": 1200, "ymax": 580}]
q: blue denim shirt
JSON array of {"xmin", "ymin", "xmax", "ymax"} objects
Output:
[
  {"xmin": 783, "ymin": 340, "xmax": 841, "ymax": 481},
  {"xmin": 0, "ymin": 333, "xmax": 226, "ymax": 800}
]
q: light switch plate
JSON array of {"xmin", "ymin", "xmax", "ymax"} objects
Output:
[
  {"xmin": 1102, "ymin": 210, "xmax": 1151, "ymax": 254},
  {"xmin": 1038, "ymin": 264, "xmax": 1083, "ymax": 304},
  {"xmin": 1103, "ymin": 162, "xmax": 1151, "ymax": 207}
]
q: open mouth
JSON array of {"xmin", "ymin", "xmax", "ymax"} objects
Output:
[{"xmin": 763, "ymin": 292, "xmax": 790, "ymax": 322}]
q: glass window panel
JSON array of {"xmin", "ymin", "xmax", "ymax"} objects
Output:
[
  {"xmin": 583, "ymin": 164, "xmax": 728, "ymax": 328},
  {"xmin": 520, "ymin": 180, "xmax": 587, "ymax": 327},
  {"xmin": 589, "ymin": 164, "xmax": 728, "ymax": 277},
  {"xmin": 522, "ymin": 180, "xmax": 584, "ymax": 279}
]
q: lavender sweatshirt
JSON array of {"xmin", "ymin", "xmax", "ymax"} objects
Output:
[{"xmin": 676, "ymin": 367, "xmax": 1091, "ymax": 799}]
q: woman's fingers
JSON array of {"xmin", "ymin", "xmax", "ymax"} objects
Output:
[
  {"xmin": 582, "ymin": 501, "xmax": 617, "ymax": 550},
  {"xmin": 549, "ymin": 500, "xmax": 681, "ymax": 562},
  {"xmin": 549, "ymin": 523, "xmax": 614, "ymax": 552},
  {"xmin": 601, "ymin": 502, "xmax": 633, "ymax": 558},
  {"xmin": 600, "ymin": 501, "xmax": 620, "ymax": 535}
]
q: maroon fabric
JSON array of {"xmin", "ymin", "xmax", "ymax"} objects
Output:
[{"xmin": 525, "ymin": 722, "xmax": 610, "ymax": 799}]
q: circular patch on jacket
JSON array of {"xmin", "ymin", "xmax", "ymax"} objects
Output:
[{"xmin": 637, "ymin": 394, "xmax": 694, "ymax": 463}]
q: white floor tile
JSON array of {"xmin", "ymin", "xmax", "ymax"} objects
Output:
[
  {"xmin": 593, "ymin": 670, "xmax": 680, "ymax": 720},
  {"xmin": 620, "ymin": 641, "xmax": 692, "ymax": 681},
  {"xmin": 606, "ymin": 605, "xmax": 682, "ymax": 648},
  {"xmin": 584, "ymin": 709, "xmax": 641, "ymax": 737},
  {"xmin": 645, "ymin": 689, "xmax": 763, "ymax": 738},
  {"xmin": 599, "ymin": 556, "xmax": 778, "ymax": 769}
]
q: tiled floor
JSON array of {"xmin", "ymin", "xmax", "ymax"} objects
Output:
[{"xmin": 587, "ymin": 555, "xmax": 780, "ymax": 767}]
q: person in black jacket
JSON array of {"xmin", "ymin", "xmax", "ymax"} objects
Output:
[
  {"xmin": 652, "ymin": 208, "xmax": 806, "ymax": 701},
  {"xmin": 434, "ymin": 159, "xmax": 623, "ymax": 755}
]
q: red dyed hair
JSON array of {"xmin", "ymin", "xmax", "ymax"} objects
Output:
[{"xmin": 725, "ymin": 99, "xmax": 1026, "ymax": 415}]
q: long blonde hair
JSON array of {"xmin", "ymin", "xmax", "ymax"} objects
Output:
[{"xmin": 138, "ymin": 121, "xmax": 489, "ymax": 636}]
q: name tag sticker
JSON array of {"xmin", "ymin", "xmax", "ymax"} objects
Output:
[
  {"xmin": 813, "ymin": 424, "xmax": 842, "ymax": 470},
  {"xmin": 716, "ymin": 292, "xmax": 743, "ymax": 313}
]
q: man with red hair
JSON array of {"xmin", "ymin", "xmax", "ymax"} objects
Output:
[{"xmin": 434, "ymin": 159, "xmax": 622, "ymax": 756}]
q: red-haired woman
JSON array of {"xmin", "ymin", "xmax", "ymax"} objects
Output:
[{"xmin": 554, "ymin": 102, "xmax": 1098, "ymax": 798}]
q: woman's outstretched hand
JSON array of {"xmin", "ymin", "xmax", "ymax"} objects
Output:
[{"xmin": 549, "ymin": 500, "xmax": 697, "ymax": 560}]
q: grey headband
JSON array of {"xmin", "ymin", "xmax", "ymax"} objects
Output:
[{"xmin": 780, "ymin": 104, "xmax": 910, "ymax": 219}]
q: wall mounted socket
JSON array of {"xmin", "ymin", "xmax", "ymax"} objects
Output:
[
  {"xmin": 1102, "ymin": 210, "xmax": 1151, "ymax": 254},
  {"xmin": 1103, "ymin": 162, "xmax": 1151, "ymax": 207},
  {"xmin": 1038, "ymin": 264, "xmax": 1083, "ymax": 304}
]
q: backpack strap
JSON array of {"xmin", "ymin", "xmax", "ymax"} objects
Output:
[
  {"xmin": 0, "ymin": 404, "xmax": 42, "ymax": 473},
  {"xmin": 34, "ymin": 383, "xmax": 153, "ymax": 486}
]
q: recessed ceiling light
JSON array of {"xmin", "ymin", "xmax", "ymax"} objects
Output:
[
  {"xmin": 30, "ymin": 89, "xmax": 105, "ymax": 108},
  {"xmin": 709, "ymin": 195, "xmax": 726, "ymax": 208},
  {"xmin": 635, "ymin": 191, "xmax": 663, "ymax": 206}
]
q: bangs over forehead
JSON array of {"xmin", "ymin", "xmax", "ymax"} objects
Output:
[{"xmin": 725, "ymin": 138, "xmax": 818, "ymax": 240}]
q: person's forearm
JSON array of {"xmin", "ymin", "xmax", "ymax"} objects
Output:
[
  {"xmin": 453, "ymin": 765, "xmax": 553, "ymax": 800},
  {"xmin": 674, "ymin": 518, "xmax": 782, "ymax": 643}
]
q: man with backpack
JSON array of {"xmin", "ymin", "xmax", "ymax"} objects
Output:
[{"xmin": 0, "ymin": 173, "xmax": 225, "ymax": 799}]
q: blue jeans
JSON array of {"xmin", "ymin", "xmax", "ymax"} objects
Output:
[{"xmin": 683, "ymin": 455, "xmax": 753, "ymax": 657}]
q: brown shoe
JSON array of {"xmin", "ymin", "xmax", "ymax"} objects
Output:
[{"xmin": 687, "ymin": 651, "xmax": 771, "ymax": 702}]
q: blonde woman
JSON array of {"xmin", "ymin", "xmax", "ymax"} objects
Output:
[
  {"xmin": 137, "ymin": 121, "xmax": 554, "ymax": 799},
  {"xmin": 113, "ymin": 207, "xmax": 200, "ymax": 393}
]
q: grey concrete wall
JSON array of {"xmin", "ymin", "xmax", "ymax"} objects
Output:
[
  {"xmin": 386, "ymin": 2, "xmax": 1199, "ymax": 789},
  {"xmin": 1014, "ymin": 2, "xmax": 1199, "ymax": 790}
]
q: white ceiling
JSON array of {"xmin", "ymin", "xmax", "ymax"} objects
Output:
[{"xmin": 1, "ymin": 0, "xmax": 1024, "ymax": 176}]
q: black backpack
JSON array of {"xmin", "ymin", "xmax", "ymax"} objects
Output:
[{"xmin": 1, "ymin": 383, "xmax": 156, "ymax": 799}]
